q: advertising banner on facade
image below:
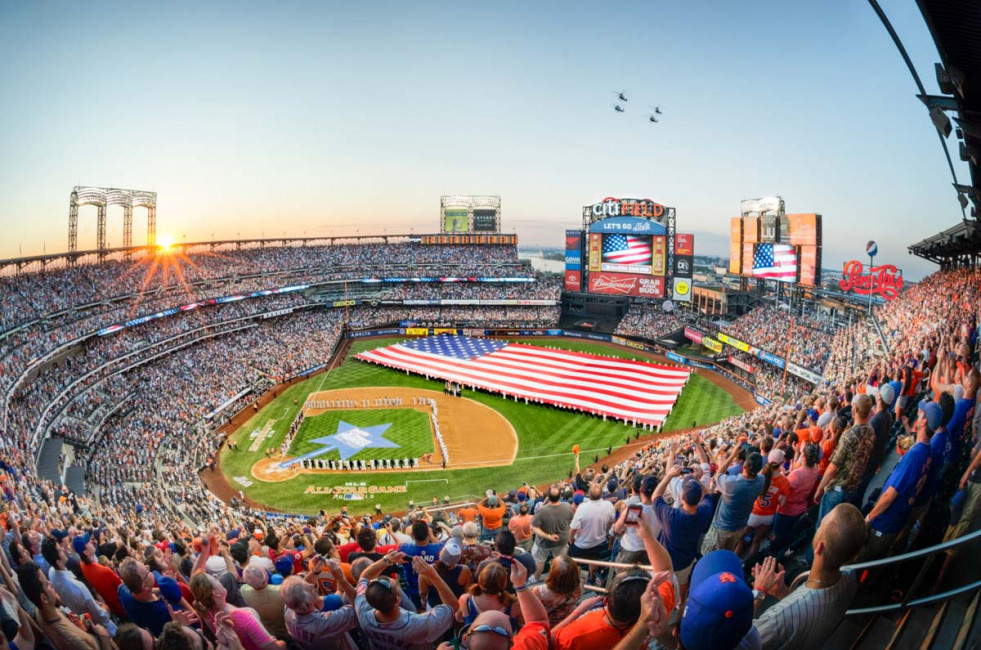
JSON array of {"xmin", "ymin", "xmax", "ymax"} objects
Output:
[
  {"xmin": 473, "ymin": 209, "xmax": 497, "ymax": 232},
  {"xmin": 588, "ymin": 233, "xmax": 602, "ymax": 272},
  {"xmin": 588, "ymin": 272, "xmax": 664, "ymax": 298},
  {"xmin": 702, "ymin": 337, "xmax": 723, "ymax": 353},
  {"xmin": 729, "ymin": 356, "xmax": 755, "ymax": 373},
  {"xmin": 684, "ymin": 327, "xmax": 703, "ymax": 344},
  {"xmin": 666, "ymin": 351, "xmax": 687, "ymax": 364},
  {"xmin": 672, "ymin": 277, "xmax": 692, "ymax": 302},
  {"xmin": 675, "ymin": 233, "xmax": 694, "ymax": 256},
  {"xmin": 564, "ymin": 270, "xmax": 581, "ymax": 292},
  {"xmin": 652, "ymin": 235, "xmax": 666, "ymax": 276}
]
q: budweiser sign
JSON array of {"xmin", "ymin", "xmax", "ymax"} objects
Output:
[
  {"xmin": 588, "ymin": 272, "xmax": 664, "ymax": 298},
  {"xmin": 839, "ymin": 260, "xmax": 903, "ymax": 300}
]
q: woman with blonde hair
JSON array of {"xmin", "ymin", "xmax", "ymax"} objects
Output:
[
  {"xmin": 189, "ymin": 573, "xmax": 284, "ymax": 650},
  {"xmin": 455, "ymin": 561, "xmax": 519, "ymax": 628}
]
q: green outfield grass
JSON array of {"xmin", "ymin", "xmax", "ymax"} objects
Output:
[
  {"xmin": 220, "ymin": 336, "xmax": 745, "ymax": 515},
  {"xmin": 289, "ymin": 409, "xmax": 434, "ymax": 461}
]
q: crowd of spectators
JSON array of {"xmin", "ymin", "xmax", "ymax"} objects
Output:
[
  {"xmin": 2, "ymin": 241, "xmax": 981, "ymax": 650},
  {"xmin": 723, "ymin": 306, "xmax": 834, "ymax": 374},
  {"xmin": 613, "ymin": 305, "xmax": 682, "ymax": 340}
]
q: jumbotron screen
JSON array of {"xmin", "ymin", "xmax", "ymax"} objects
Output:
[
  {"xmin": 729, "ymin": 213, "xmax": 822, "ymax": 285},
  {"xmin": 586, "ymin": 233, "xmax": 667, "ymax": 297}
]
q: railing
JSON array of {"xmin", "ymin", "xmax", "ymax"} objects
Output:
[{"xmin": 840, "ymin": 528, "xmax": 981, "ymax": 615}]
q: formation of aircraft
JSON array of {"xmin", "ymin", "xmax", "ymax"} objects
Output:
[{"xmin": 611, "ymin": 91, "xmax": 663, "ymax": 124}]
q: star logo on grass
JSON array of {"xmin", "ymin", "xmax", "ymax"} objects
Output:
[{"xmin": 279, "ymin": 421, "xmax": 398, "ymax": 468}]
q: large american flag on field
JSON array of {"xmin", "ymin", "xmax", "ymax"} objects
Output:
[
  {"xmin": 355, "ymin": 335, "xmax": 691, "ymax": 426},
  {"xmin": 753, "ymin": 243, "xmax": 797, "ymax": 281},
  {"xmin": 603, "ymin": 234, "xmax": 652, "ymax": 266}
]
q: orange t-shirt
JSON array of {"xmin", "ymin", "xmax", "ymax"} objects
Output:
[
  {"xmin": 819, "ymin": 438, "xmax": 836, "ymax": 474},
  {"xmin": 796, "ymin": 426, "xmax": 811, "ymax": 445},
  {"xmin": 553, "ymin": 582, "xmax": 675, "ymax": 650},
  {"xmin": 478, "ymin": 502, "xmax": 506, "ymax": 530},
  {"xmin": 752, "ymin": 475, "xmax": 790, "ymax": 517},
  {"xmin": 458, "ymin": 506, "xmax": 479, "ymax": 523}
]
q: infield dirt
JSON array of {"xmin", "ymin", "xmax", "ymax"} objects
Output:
[{"xmin": 250, "ymin": 387, "xmax": 518, "ymax": 482}]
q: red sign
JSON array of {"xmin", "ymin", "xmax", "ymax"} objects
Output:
[
  {"xmin": 675, "ymin": 233, "xmax": 694, "ymax": 256},
  {"xmin": 565, "ymin": 233, "xmax": 581, "ymax": 250},
  {"xmin": 588, "ymin": 272, "xmax": 664, "ymax": 297},
  {"xmin": 839, "ymin": 261, "xmax": 903, "ymax": 300},
  {"xmin": 684, "ymin": 327, "xmax": 703, "ymax": 344},
  {"xmin": 564, "ymin": 270, "xmax": 581, "ymax": 292},
  {"xmin": 729, "ymin": 355, "xmax": 755, "ymax": 374}
]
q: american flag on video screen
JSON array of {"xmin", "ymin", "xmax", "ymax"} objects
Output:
[
  {"xmin": 602, "ymin": 234, "xmax": 652, "ymax": 266},
  {"xmin": 753, "ymin": 243, "xmax": 797, "ymax": 280},
  {"xmin": 356, "ymin": 335, "xmax": 690, "ymax": 426}
]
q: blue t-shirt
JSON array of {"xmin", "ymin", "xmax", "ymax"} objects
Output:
[
  {"xmin": 653, "ymin": 496, "xmax": 713, "ymax": 570},
  {"xmin": 713, "ymin": 473, "xmax": 765, "ymax": 532},
  {"xmin": 874, "ymin": 442, "xmax": 931, "ymax": 534},
  {"xmin": 914, "ymin": 428, "xmax": 953, "ymax": 507},
  {"xmin": 398, "ymin": 542, "xmax": 443, "ymax": 593},
  {"xmin": 947, "ymin": 398, "xmax": 975, "ymax": 452},
  {"xmin": 118, "ymin": 576, "xmax": 185, "ymax": 637}
]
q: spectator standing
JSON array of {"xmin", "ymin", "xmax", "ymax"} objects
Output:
[
  {"xmin": 241, "ymin": 565, "xmax": 288, "ymax": 640},
  {"xmin": 281, "ymin": 574, "xmax": 358, "ymax": 650},
  {"xmin": 75, "ymin": 535, "xmax": 126, "ymax": 619},
  {"xmin": 651, "ymin": 465, "xmax": 713, "ymax": 593},
  {"xmin": 398, "ymin": 521, "xmax": 444, "ymax": 611},
  {"xmin": 508, "ymin": 504, "xmax": 534, "ymax": 552},
  {"xmin": 814, "ymin": 394, "xmax": 875, "ymax": 521},
  {"xmin": 17, "ymin": 561, "xmax": 114, "ymax": 650},
  {"xmin": 477, "ymin": 495, "xmax": 506, "ymax": 542},
  {"xmin": 355, "ymin": 552, "xmax": 459, "ymax": 649},
  {"xmin": 568, "ymin": 484, "xmax": 615, "ymax": 581},
  {"xmin": 772, "ymin": 444, "xmax": 821, "ymax": 555},
  {"xmin": 41, "ymin": 538, "xmax": 117, "ymax": 636},
  {"xmin": 861, "ymin": 401, "xmax": 939, "ymax": 559},
  {"xmin": 530, "ymin": 487, "xmax": 574, "ymax": 578},
  {"xmin": 701, "ymin": 446, "xmax": 765, "ymax": 555}
]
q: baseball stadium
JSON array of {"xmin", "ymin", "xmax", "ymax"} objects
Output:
[{"xmin": 3, "ymin": 2, "xmax": 981, "ymax": 650}]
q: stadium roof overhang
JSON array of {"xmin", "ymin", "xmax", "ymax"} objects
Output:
[{"xmin": 909, "ymin": 0, "xmax": 981, "ymax": 266}]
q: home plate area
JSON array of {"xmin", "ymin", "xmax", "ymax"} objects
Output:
[{"xmin": 250, "ymin": 387, "xmax": 517, "ymax": 482}]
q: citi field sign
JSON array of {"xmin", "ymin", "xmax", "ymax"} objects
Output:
[{"xmin": 590, "ymin": 197, "xmax": 665, "ymax": 219}]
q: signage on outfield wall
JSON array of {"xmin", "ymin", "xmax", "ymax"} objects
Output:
[
  {"xmin": 759, "ymin": 350, "xmax": 785, "ymax": 369},
  {"xmin": 666, "ymin": 351, "xmax": 686, "ymax": 364},
  {"xmin": 589, "ymin": 197, "xmax": 666, "ymax": 220},
  {"xmin": 785, "ymin": 361, "xmax": 822, "ymax": 385},
  {"xmin": 405, "ymin": 327, "xmax": 429, "ymax": 336},
  {"xmin": 729, "ymin": 356, "xmax": 755, "ymax": 374},
  {"xmin": 702, "ymin": 338, "xmax": 723, "ymax": 354},
  {"xmin": 684, "ymin": 328, "xmax": 703, "ymax": 344},
  {"xmin": 754, "ymin": 394, "xmax": 773, "ymax": 407},
  {"xmin": 588, "ymin": 273, "xmax": 665, "ymax": 298},
  {"xmin": 839, "ymin": 260, "xmax": 903, "ymax": 300}
]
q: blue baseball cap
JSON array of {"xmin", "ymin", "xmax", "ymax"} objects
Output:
[
  {"xmin": 274, "ymin": 555, "xmax": 294, "ymax": 576},
  {"xmin": 681, "ymin": 551, "xmax": 754, "ymax": 650},
  {"xmin": 270, "ymin": 573, "xmax": 284, "ymax": 585},
  {"xmin": 71, "ymin": 533, "xmax": 91, "ymax": 555},
  {"xmin": 919, "ymin": 399, "xmax": 942, "ymax": 431}
]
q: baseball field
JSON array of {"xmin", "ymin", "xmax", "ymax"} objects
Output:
[{"xmin": 212, "ymin": 336, "xmax": 749, "ymax": 515}]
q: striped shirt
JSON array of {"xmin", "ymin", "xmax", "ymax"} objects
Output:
[{"xmin": 755, "ymin": 571, "xmax": 858, "ymax": 650}]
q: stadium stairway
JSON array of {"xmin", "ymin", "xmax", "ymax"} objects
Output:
[{"xmin": 829, "ymin": 589, "xmax": 981, "ymax": 650}]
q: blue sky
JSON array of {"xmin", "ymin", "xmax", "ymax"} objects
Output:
[{"xmin": 0, "ymin": 0, "xmax": 968, "ymax": 279}]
